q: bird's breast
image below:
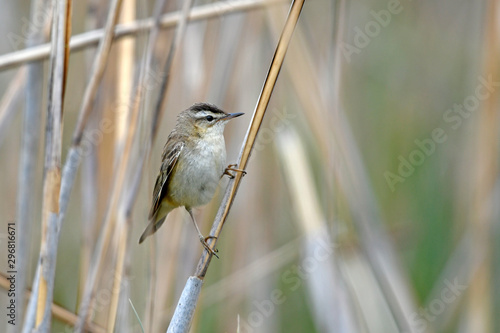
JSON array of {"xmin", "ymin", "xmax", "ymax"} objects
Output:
[{"xmin": 169, "ymin": 134, "xmax": 226, "ymax": 207}]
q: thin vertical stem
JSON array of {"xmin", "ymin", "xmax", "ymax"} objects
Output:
[
  {"xmin": 70, "ymin": 0, "xmax": 126, "ymax": 328},
  {"xmin": 34, "ymin": 0, "xmax": 71, "ymax": 331},
  {"xmin": 14, "ymin": 1, "xmax": 52, "ymax": 331},
  {"xmin": 194, "ymin": 0, "xmax": 305, "ymax": 279}
]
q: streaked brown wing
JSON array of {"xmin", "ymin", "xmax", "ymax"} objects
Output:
[{"xmin": 148, "ymin": 139, "xmax": 184, "ymax": 219}]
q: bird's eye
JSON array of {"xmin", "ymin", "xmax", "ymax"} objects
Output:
[{"xmin": 206, "ymin": 115, "xmax": 214, "ymax": 122}]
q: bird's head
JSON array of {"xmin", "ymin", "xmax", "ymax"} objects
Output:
[{"xmin": 177, "ymin": 103, "xmax": 244, "ymax": 138}]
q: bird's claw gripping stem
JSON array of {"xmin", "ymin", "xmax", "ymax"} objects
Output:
[
  {"xmin": 224, "ymin": 164, "xmax": 247, "ymax": 179},
  {"xmin": 199, "ymin": 236, "xmax": 219, "ymax": 259}
]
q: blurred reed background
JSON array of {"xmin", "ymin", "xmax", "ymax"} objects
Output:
[{"xmin": 0, "ymin": 0, "xmax": 499, "ymax": 332}]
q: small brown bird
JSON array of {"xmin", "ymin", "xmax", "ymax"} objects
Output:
[{"xmin": 139, "ymin": 103, "xmax": 244, "ymax": 255}]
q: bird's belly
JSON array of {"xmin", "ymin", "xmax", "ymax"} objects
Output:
[{"xmin": 169, "ymin": 144, "xmax": 225, "ymax": 208}]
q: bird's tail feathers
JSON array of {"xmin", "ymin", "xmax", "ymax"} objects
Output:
[{"xmin": 138, "ymin": 215, "xmax": 167, "ymax": 244}]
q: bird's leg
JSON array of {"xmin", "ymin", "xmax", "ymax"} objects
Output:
[
  {"xmin": 187, "ymin": 208, "xmax": 219, "ymax": 259},
  {"xmin": 223, "ymin": 164, "xmax": 247, "ymax": 179}
]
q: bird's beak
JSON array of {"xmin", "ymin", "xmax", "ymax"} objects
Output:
[{"xmin": 224, "ymin": 112, "xmax": 244, "ymax": 120}]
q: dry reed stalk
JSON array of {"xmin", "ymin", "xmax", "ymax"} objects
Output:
[
  {"xmin": 14, "ymin": 1, "xmax": 53, "ymax": 331},
  {"xmin": 0, "ymin": 0, "xmax": 286, "ymax": 71},
  {"xmin": 50, "ymin": 0, "xmax": 124, "ymax": 330},
  {"xmin": 134, "ymin": 2, "xmax": 171, "ymax": 331},
  {"xmin": 114, "ymin": 0, "xmax": 135, "ymax": 144},
  {"xmin": 76, "ymin": 0, "xmax": 108, "ymax": 309},
  {"xmin": 276, "ymin": 129, "xmax": 359, "ymax": 332},
  {"xmin": 33, "ymin": 0, "xmax": 71, "ymax": 331},
  {"xmin": 71, "ymin": 0, "xmax": 124, "ymax": 147},
  {"xmin": 97, "ymin": 57, "xmax": 142, "ymax": 332},
  {"xmin": 464, "ymin": 0, "xmax": 500, "ymax": 330},
  {"xmin": 104, "ymin": 0, "xmax": 194, "ymax": 330},
  {"xmin": 167, "ymin": 1, "xmax": 304, "ymax": 331},
  {"xmin": 62, "ymin": 0, "xmax": 124, "ymax": 286},
  {"xmin": 266, "ymin": 4, "xmax": 420, "ymax": 332},
  {"xmin": 71, "ymin": 0, "xmax": 161, "ymax": 328},
  {"xmin": 194, "ymin": 0, "xmax": 304, "ymax": 279},
  {"xmin": 104, "ymin": 0, "xmax": 136, "ymax": 329}
]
